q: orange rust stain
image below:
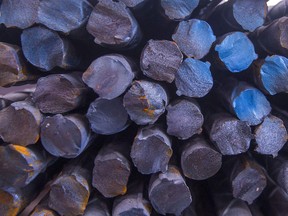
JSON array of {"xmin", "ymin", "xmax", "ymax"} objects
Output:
[
  {"xmin": 143, "ymin": 108, "xmax": 155, "ymax": 117},
  {"xmin": 79, "ymin": 193, "xmax": 90, "ymax": 214},
  {"xmin": 0, "ymin": 190, "xmax": 20, "ymax": 216},
  {"xmin": 13, "ymin": 145, "xmax": 31, "ymax": 157},
  {"xmin": 139, "ymin": 95, "xmax": 147, "ymax": 100},
  {"xmin": 0, "ymin": 191, "xmax": 11, "ymax": 204},
  {"xmin": 121, "ymin": 186, "xmax": 127, "ymax": 195},
  {"xmin": 32, "ymin": 209, "xmax": 55, "ymax": 216},
  {"xmin": 169, "ymin": 166, "xmax": 180, "ymax": 175},
  {"xmin": 71, "ymin": 176, "xmax": 90, "ymax": 214},
  {"xmin": 4, "ymin": 207, "xmax": 19, "ymax": 216},
  {"xmin": 34, "ymin": 134, "xmax": 40, "ymax": 143},
  {"xmin": 139, "ymin": 94, "xmax": 155, "ymax": 117}
]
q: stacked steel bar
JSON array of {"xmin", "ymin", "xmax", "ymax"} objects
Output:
[{"xmin": 0, "ymin": 0, "xmax": 288, "ymax": 215}]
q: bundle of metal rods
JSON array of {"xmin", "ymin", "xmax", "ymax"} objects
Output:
[{"xmin": 0, "ymin": 0, "xmax": 288, "ymax": 215}]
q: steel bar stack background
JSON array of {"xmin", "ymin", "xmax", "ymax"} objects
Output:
[{"xmin": 0, "ymin": 0, "xmax": 288, "ymax": 215}]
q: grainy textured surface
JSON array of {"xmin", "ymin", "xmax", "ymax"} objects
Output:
[
  {"xmin": 131, "ymin": 125, "xmax": 172, "ymax": 174},
  {"xmin": 33, "ymin": 73, "xmax": 89, "ymax": 114},
  {"xmin": 172, "ymin": 19, "xmax": 216, "ymax": 59},
  {"xmin": 148, "ymin": 165, "xmax": 192, "ymax": 215},
  {"xmin": 205, "ymin": 113, "xmax": 252, "ymax": 155},
  {"xmin": 92, "ymin": 142, "xmax": 131, "ymax": 198},
  {"xmin": 21, "ymin": 26, "xmax": 79, "ymax": 71},
  {"xmin": 86, "ymin": 97, "xmax": 130, "ymax": 135},
  {"xmin": 87, "ymin": 0, "xmax": 142, "ymax": 49},
  {"xmin": 82, "ymin": 54, "xmax": 136, "ymax": 99},
  {"xmin": 175, "ymin": 58, "xmax": 213, "ymax": 97},
  {"xmin": 181, "ymin": 136, "xmax": 222, "ymax": 180},
  {"xmin": 140, "ymin": 40, "xmax": 183, "ymax": 83},
  {"xmin": 41, "ymin": 114, "xmax": 92, "ymax": 158},
  {"xmin": 0, "ymin": 101, "xmax": 42, "ymax": 145},
  {"xmin": 254, "ymin": 115, "xmax": 288, "ymax": 157},
  {"xmin": 123, "ymin": 80, "xmax": 168, "ymax": 125},
  {"xmin": 166, "ymin": 98, "xmax": 204, "ymax": 139}
]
